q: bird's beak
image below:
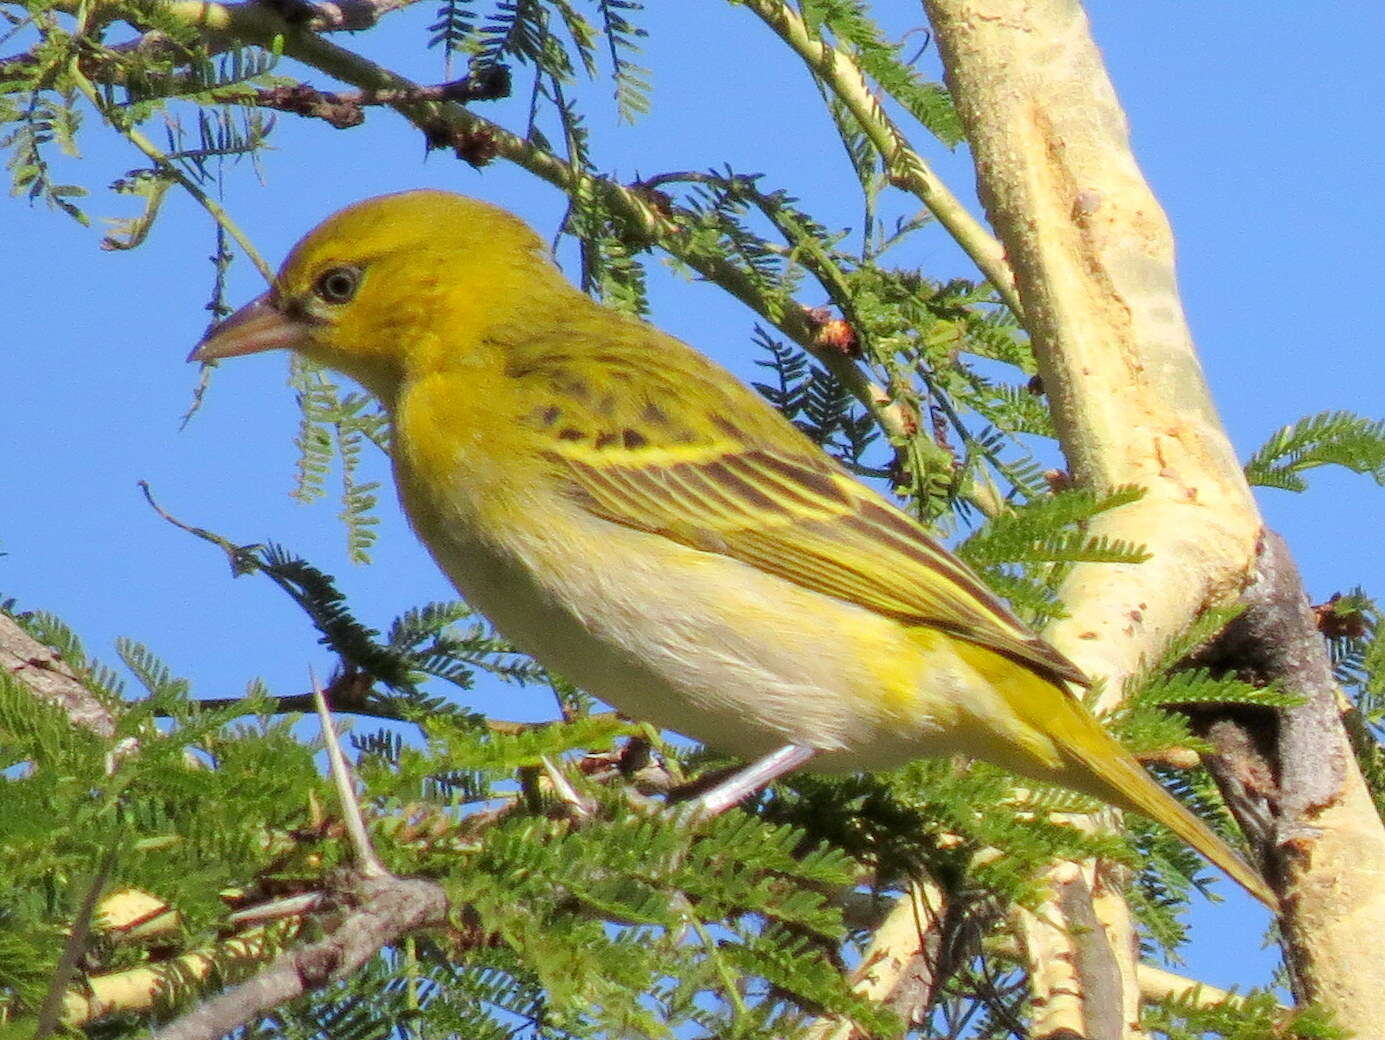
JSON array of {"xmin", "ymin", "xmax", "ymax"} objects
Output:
[{"xmin": 188, "ymin": 293, "xmax": 308, "ymax": 362}]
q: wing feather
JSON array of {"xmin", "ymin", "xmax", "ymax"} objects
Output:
[{"xmin": 548, "ymin": 440, "xmax": 1086, "ymax": 687}]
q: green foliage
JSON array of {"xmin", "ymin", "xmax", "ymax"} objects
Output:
[
  {"xmin": 289, "ymin": 360, "xmax": 388, "ymax": 563},
  {"xmin": 956, "ymin": 486, "xmax": 1148, "ymax": 627},
  {"xmin": 1142, "ymin": 987, "xmax": 1342, "ymax": 1040},
  {"xmin": 0, "ymin": 607, "xmax": 328, "ymax": 1024},
  {"xmin": 429, "ymin": 0, "xmax": 479, "ymax": 61},
  {"xmin": 959, "ymin": 485, "xmax": 1147, "ymax": 567},
  {"xmin": 2, "ymin": 6, "xmax": 279, "ymax": 229},
  {"xmin": 841, "ymin": 264, "xmax": 1044, "ymax": 520},
  {"xmin": 1244, "ymin": 409, "xmax": 1385, "ymax": 491},
  {"xmin": 7, "ymin": 512, "xmax": 1317, "ymax": 1036},
  {"xmin": 433, "ymin": 0, "xmax": 649, "ymax": 133},
  {"xmin": 1325, "ymin": 591, "xmax": 1384, "ymax": 718},
  {"xmin": 595, "ymin": 0, "xmax": 649, "ymax": 122},
  {"xmin": 801, "ymin": 0, "xmax": 962, "ymax": 146},
  {"xmin": 1136, "ymin": 669, "xmax": 1301, "ymax": 712},
  {"xmin": 671, "ymin": 170, "xmax": 811, "ymax": 311},
  {"xmin": 564, "ymin": 177, "xmax": 651, "ymax": 315},
  {"xmin": 476, "ymin": 0, "xmax": 551, "ymax": 71},
  {"xmin": 654, "ymin": 163, "xmax": 1048, "ymax": 525},
  {"xmin": 2, "ymin": 88, "xmax": 88, "ymax": 222},
  {"xmin": 4, "ymin": 593, "xmax": 903, "ymax": 1037},
  {"xmin": 753, "ymin": 326, "xmax": 882, "ymax": 473}
]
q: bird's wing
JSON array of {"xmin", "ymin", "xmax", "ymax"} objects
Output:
[{"xmin": 544, "ymin": 436, "xmax": 1087, "ymax": 688}]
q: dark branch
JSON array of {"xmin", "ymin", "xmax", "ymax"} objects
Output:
[
  {"xmin": 1190, "ymin": 529, "xmax": 1351, "ymax": 903},
  {"xmin": 1056, "ymin": 871, "xmax": 1124, "ymax": 1040},
  {"xmin": 0, "ymin": 0, "xmax": 430, "ymax": 88},
  {"xmin": 1194, "ymin": 531, "xmax": 1345, "ymax": 813},
  {"xmin": 252, "ymin": 67, "xmax": 512, "ymax": 129}
]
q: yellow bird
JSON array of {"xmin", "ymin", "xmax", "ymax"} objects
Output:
[{"xmin": 192, "ymin": 190, "xmax": 1274, "ymax": 908}]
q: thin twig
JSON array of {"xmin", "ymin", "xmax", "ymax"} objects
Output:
[
  {"xmin": 36, "ymin": 849, "xmax": 118, "ymax": 1039},
  {"xmin": 245, "ymin": 67, "xmax": 511, "ymax": 128},
  {"xmin": 67, "ymin": 65, "xmax": 273, "ymax": 282},
  {"xmin": 539, "ymin": 755, "xmax": 594, "ymax": 818},
  {"xmin": 227, "ymin": 892, "xmax": 329, "ymax": 925},
  {"xmin": 807, "ymin": 878, "xmax": 951, "ymax": 1040},
  {"xmin": 736, "ymin": 0, "xmax": 1020, "ymax": 316}
]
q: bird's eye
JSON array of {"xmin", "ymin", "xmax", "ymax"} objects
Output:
[{"xmin": 314, "ymin": 266, "xmax": 360, "ymax": 304}]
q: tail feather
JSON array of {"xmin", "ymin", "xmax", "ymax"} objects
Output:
[
  {"xmin": 949, "ymin": 637, "xmax": 1277, "ymax": 909},
  {"xmin": 1058, "ymin": 724, "xmax": 1278, "ymax": 911}
]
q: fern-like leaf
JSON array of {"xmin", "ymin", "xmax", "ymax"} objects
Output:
[{"xmin": 1245, "ymin": 409, "xmax": 1385, "ymax": 491}]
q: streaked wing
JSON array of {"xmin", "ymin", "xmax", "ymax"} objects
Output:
[{"xmin": 546, "ymin": 438, "xmax": 1087, "ymax": 688}]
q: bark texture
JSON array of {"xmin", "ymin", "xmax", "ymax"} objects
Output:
[
  {"xmin": 1200, "ymin": 532, "xmax": 1385, "ymax": 1018},
  {"xmin": 808, "ymin": 879, "xmax": 950, "ymax": 1040},
  {"xmin": 2, "ymin": 613, "xmax": 117, "ymax": 737}
]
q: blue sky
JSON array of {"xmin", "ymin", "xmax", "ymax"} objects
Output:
[{"xmin": 3, "ymin": 2, "xmax": 1382, "ymax": 993}]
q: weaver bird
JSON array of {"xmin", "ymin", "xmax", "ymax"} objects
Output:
[{"xmin": 192, "ymin": 190, "xmax": 1274, "ymax": 908}]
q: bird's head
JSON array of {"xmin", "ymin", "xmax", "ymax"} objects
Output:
[{"xmin": 190, "ymin": 190, "xmax": 553, "ymax": 401}]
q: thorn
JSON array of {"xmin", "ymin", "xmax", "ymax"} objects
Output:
[
  {"xmin": 227, "ymin": 892, "xmax": 328, "ymax": 925},
  {"xmin": 540, "ymin": 755, "xmax": 595, "ymax": 818},
  {"xmin": 311, "ymin": 666, "xmax": 388, "ymax": 879}
]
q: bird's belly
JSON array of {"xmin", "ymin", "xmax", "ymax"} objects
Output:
[{"xmin": 403, "ymin": 490, "xmax": 980, "ymax": 772}]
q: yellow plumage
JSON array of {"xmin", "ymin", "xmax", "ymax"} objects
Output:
[{"xmin": 192, "ymin": 189, "xmax": 1275, "ymax": 909}]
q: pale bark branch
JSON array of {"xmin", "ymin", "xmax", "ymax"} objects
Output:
[
  {"xmin": 150, "ymin": 873, "xmax": 448, "ymax": 1040},
  {"xmin": 922, "ymin": 1, "xmax": 1385, "ymax": 1036},
  {"xmin": 1137, "ymin": 963, "xmax": 1269, "ymax": 1011},
  {"xmin": 917, "ymin": 1, "xmax": 1268, "ymax": 1036},
  {"xmin": 62, "ymin": 926, "xmax": 288, "ymax": 1028},
  {"xmin": 1, "ymin": 612, "xmax": 116, "ymax": 737},
  {"xmin": 808, "ymin": 879, "xmax": 951, "ymax": 1040}
]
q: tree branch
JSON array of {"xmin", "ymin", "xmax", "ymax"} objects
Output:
[
  {"xmin": 0, "ymin": 0, "xmax": 421, "ymax": 87},
  {"xmin": 1137, "ymin": 963, "xmax": 1267, "ymax": 1011},
  {"xmin": 0, "ymin": 612, "xmax": 116, "ymax": 738},
  {"xmin": 1011, "ymin": 859, "xmax": 1131, "ymax": 1040},
  {"xmin": 1197, "ymin": 530, "xmax": 1385, "ymax": 1018},
  {"xmin": 919, "ymin": 1, "xmax": 1279, "ymax": 1035},
  {"xmin": 989, "ymin": 935, "xmax": 1274, "ymax": 1011},
  {"xmin": 150, "ymin": 872, "xmax": 448, "ymax": 1040},
  {"xmin": 807, "ymin": 878, "xmax": 951, "ymax": 1040},
  {"xmin": 736, "ymin": 0, "xmax": 1021, "ymax": 316},
  {"xmin": 247, "ymin": 66, "xmax": 510, "ymax": 127},
  {"xmin": 61, "ymin": 926, "xmax": 290, "ymax": 1028}
]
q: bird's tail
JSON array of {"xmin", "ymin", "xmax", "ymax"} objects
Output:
[
  {"xmin": 946, "ymin": 637, "xmax": 1276, "ymax": 909},
  {"xmin": 1054, "ymin": 712, "xmax": 1278, "ymax": 910}
]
